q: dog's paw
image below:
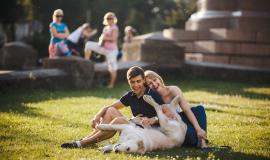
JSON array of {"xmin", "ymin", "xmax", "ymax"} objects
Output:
[
  {"xmin": 98, "ymin": 144, "xmax": 113, "ymax": 153},
  {"xmin": 143, "ymin": 95, "xmax": 154, "ymax": 103},
  {"xmin": 143, "ymin": 95, "xmax": 159, "ymax": 108}
]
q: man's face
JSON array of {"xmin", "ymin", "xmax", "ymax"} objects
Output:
[{"xmin": 128, "ymin": 75, "xmax": 145, "ymax": 96}]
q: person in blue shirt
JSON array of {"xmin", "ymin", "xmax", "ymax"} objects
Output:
[
  {"xmin": 48, "ymin": 9, "xmax": 71, "ymax": 58},
  {"xmin": 61, "ymin": 66, "xmax": 164, "ymax": 148}
]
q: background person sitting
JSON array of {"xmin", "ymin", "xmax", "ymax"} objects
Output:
[
  {"xmin": 124, "ymin": 26, "xmax": 137, "ymax": 43},
  {"xmin": 66, "ymin": 23, "xmax": 97, "ymax": 56}
]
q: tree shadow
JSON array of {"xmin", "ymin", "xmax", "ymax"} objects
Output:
[
  {"xmin": 1, "ymin": 78, "xmax": 269, "ymax": 112},
  {"xmin": 0, "ymin": 82, "xmax": 129, "ymax": 108},
  {"xmin": 143, "ymin": 146, "xmax": 269, "ymax": 160}
]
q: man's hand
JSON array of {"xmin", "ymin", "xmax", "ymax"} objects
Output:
[
  {"xmin": 91, "ymin": 115, "xmax": 101, "ymax": 128},
  {"xmin": 140, "ymin": 117, "xmax": 157, "ymax": 127}
]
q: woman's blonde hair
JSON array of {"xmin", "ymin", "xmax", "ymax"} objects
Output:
[
  {"xmin": 53, "ymin": 9, "xmax": 64, "ymax": 17},
  {"xmin": 103, "ymin": 12, "xmax": 118, "ymax": 25},
  {"xmin": 144, "ymin": 70, "xmax": 165, "ymax": 86},
  {"xmin": 52, "ymin": 9, "xmax": 64, "ymax": 21}
]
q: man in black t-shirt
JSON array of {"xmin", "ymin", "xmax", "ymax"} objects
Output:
[{"xmin": 61, "ymin": 66, "xmax": 164, "ymax": 148}]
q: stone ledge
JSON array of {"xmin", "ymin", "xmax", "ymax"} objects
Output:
[
  {"xmin": 194, "ymin": 41, "xmax": 270, "ymax": 55},
  {"xmin": 184, "ymin": 60, "xmax": 270, "ymax": 82},
  {"xmin": 185, "ymin": 53, "xmax": 270, "ymax": 68},
  {"xmin": 43, "ymin": 56, "xmax": 95, "ymax": 89},
  {"xmin": 0, "ymin": 69, "xmax": 69, "ymax": 90}
]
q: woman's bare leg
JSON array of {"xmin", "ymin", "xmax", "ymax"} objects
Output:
[
  {"xmin": 84, "ymin": 49, "xmax": 92, "ymax": 60},
  {"xmin": 107, "ymin": 70, "xmax": 117, "ymax": 88}
]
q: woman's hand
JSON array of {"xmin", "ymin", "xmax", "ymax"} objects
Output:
[{"xmin": 196, "ymin": 128, "xmax": 207, "ymax": 140}]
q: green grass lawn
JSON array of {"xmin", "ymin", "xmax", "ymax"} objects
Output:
[{"xmin": 0, "ymin": 79, "xmax": 270, "ymax": 160}]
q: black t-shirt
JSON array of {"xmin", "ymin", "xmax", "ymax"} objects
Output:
[{"xmin": 120, "ymin": 87, "xmax": 164, "ymax": 118}]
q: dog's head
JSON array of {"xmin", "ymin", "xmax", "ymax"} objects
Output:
[
  {"xmin": 163, "ymin": 95, "xmax": 183, "ymax": 122},
  {"xmin": 113, "ymin": 140, "xmax": 145, "ymax": 154}
]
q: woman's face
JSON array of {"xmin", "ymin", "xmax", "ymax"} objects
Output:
[
  {"xmin": 145, "ymin": 76, "xmax": 162, "ymax": 91},
  {"xmin": 55, "ymin": 15, "xmax": 63, "ymax": 22},
  {"xmin": 106, "ymin": 16, "xmax": 114, "ymax": 25}
]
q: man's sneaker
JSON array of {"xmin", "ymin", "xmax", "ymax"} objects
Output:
[{"xmin": 61, "ymin": 142, "xmax": 79, "ymax": 148}]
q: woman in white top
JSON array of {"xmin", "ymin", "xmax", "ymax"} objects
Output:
[
  {"xmin": 84, "ymin": 12, "xmax": 119, "ymax": 88},
  {"xmin": 144, "ymin": 70, "xmax": 208, "ymax": 149}
]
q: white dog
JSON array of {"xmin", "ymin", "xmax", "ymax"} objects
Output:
[{"xmin": 97, "ymin": 95, "xmax": 187, "ymax": 154}]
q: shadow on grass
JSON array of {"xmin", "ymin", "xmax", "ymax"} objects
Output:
[
  {"xmin": 143, "ymin": 146, "xmax": 269, "ymax": 160},
  {"xmin": 1, "ymin": 79, "xmax": 269, "ymax": 110},
  {"xmin": 0, "ymin": 82, "xmax": 129, "ymax": 107}
]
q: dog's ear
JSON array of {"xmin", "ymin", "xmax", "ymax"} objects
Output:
[
  {"xmin": 137, "ymin": 140, "xmax": 145, "ymax": 154},
  {"xmin": 171, "ymin": 95, "xmax": 180, "ymax": 107}
]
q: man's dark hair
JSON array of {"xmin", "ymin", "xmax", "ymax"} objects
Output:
[{"xmin": 127, "ymin": 66, "xmax": 145, "ymax": 80}]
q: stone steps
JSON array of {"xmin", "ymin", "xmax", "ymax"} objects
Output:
[
  {"xmin": 183, "ymin": 60, "xmax": 270, "ymax": 82},
  {"xmin": 178, "ymin": 41, "xmax": 270, "ymax": 56},
  {"xmin": 185, "ymin": 53, "xmax": 270, "ymax": 68},
  {"xmin": 164, "ymin": 28, "xmax": 270, "ymax": 43},
  {"xmin": 193, "ymin": 41, "xmax": 270, "ymax": 55}
]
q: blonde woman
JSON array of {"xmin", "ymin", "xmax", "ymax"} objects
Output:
[
  {"xmin": 144, "ymin": 70, "xmax": 208, "ymax": 149},
  {"xmin": 84, "ymin": 12, "xmax": 119, "ymax": 88},
  {"xmin": 48, "ymin": 9, "xmax": 71, "ymax": 58}
]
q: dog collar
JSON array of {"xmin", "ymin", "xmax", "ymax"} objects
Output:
[{"xmin": 135, "ymin": 124, "xmax": 144, "ymax": 129}]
